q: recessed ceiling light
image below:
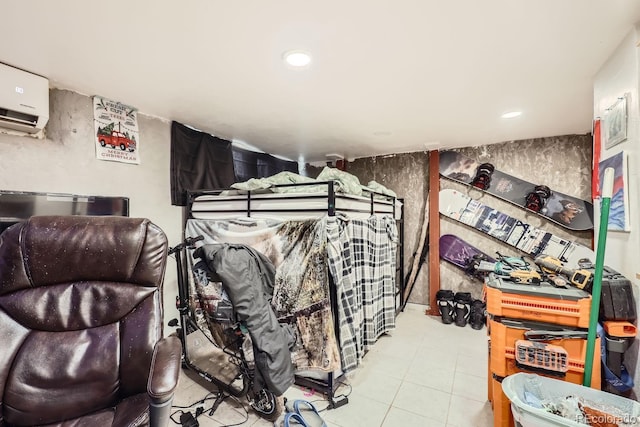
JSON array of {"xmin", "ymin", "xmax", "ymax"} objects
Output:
[
  {"xmin": 501, "ymin": 111, "xmax": 522, "ymax": 119},
  {"xmin": 284, "ymin": 50, "xmax": 312, "ymax": 67}
]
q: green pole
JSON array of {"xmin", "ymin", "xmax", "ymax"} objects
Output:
[{"xmin": 583, "ymin": 167, "xmax": 615, "ymax": 387}]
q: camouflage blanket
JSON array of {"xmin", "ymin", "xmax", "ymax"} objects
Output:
[{"xmin": 185, "ymin": 217, "xmax": 341, "ymax": 373}]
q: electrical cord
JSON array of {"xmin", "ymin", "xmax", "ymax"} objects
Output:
[
  {"xmin": 216, "ymin": 393, "xmax": 250, "ymax": 427},
  {"xmin": 169, "ymin": 410, "xmax": 193, "ymax": 425},
  {"xmin": 170, "ymin": 380, "xmax": 350, "ymax": 425},
  {"xmin": 304, "ymin": 379, "xmax": 353, "ymax": 413},
  {"xmin": 169, "ymin": 389, "xmax": 251, "ymax": 426},
  {"xmin": 327, "ymin": 379, "xmax": 353, "ymax": 398},
  {"xmin": 171, "ymin": 392, "xmax": 218, "ymax": 409},
  {"xmin": 335, "ymin": 379, "xmax": 353, "ymax": 399},
  {"xmin": 169, "ymin": 391, "xmax": 218, "ymax": 424}
]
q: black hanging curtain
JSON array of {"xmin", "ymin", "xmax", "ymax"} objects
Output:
[
  {"xmin": 232, "ymin": 146, "xmax": 299, "ymax": 183},
  {"xmin": 231, "ymin": 147, "xmax": 260, "ymax": 183},
  {"xmin": 170, "ymin": 121, "xmax": 300, "ymax": 205},
  {"xmin": 170, "ymin": 121, "xmax": 235, "ymax": 206}
]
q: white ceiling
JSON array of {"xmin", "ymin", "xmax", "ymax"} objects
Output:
[{"xmin": 2, "ymin": 1, "xmax": 639, "ymax": 162}]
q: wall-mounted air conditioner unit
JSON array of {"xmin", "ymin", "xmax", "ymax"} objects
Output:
[{"xmin": 0, "ymin": 63, "xmax": 49, "ymax": 134}]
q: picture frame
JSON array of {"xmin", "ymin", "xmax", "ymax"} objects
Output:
[
  {"xmin": 598, "ymin": 151, "xmax": 630, "ymax": 232},
  {"xmin": 604, "ymin": 94, "xmax": 628, "ymax": 149}
]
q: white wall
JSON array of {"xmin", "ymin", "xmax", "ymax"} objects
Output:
[
  {"xmin": 593, "ymin": 26, "xmax": 640, "ymax": 396},
  {"xmin": 0, "ymin": 89, "xmax": 184, "ymax": 329}
]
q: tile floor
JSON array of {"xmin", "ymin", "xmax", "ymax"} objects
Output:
[{"xmin": 171, "ymin": 303, "xmax": 493, "ymax": 426}]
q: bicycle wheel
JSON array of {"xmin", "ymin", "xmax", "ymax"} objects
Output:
[{"xmin": 249, "ymin": 389, "xmax": 284, "ymax": 421}]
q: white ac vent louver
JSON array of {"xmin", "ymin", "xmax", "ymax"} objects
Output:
[{"xmin": 0, "ymin": 63, "xmax": 49, "ymax": 134}]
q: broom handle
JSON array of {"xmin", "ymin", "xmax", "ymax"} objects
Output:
[{"xmin": 583, "ymin": 167, "xmax": 615, "ymax": 387}]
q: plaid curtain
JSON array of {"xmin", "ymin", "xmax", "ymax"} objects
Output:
[{"xmin": 326, "ymin": 214, "xmax": 398, "ymax": 372}]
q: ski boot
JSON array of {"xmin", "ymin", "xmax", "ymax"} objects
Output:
[
  {"xmin": 454, "ymin": 292, "xmax": 473, "ymax": 327},
  {"xmin": 469, "ymin": 300, "xmax": 487, "ymax": 330},
  {"xmin": 525, "ymin": 185, "xmax": 551, "ymax": 212},
  {"xmin": 436, "ymin": 290, "xmax": 455, "ymax": 324},
  {"xmin": 471, "ymin": 163, "xmax": 495, "ymax": 190}
]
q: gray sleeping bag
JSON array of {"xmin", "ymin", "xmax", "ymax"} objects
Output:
[{"xmin": 193, "ymin": 243, "xmax": 296, "ymax": 396}]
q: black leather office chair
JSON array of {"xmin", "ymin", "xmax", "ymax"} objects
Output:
[{"xmin": 0, "ymin": 215, "xmax": 181, "ymax": 426}]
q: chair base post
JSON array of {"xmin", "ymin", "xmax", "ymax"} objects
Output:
[{"xmin": 149, "ymin": 397, "xmax": 174, "ymax": 427}]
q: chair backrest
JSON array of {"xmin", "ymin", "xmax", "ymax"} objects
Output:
[{"xmin": 0, "ymin": 215, "xmax": 168, "ymax": 426}]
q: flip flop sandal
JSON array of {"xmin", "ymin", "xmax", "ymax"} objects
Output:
[
  {"xmin": 288, "ymin": 399, "xmax": 327, "ymax": 427},
  {"xmin": 284, "ymin": 412, "xmax": 309, "ymax": 427}
]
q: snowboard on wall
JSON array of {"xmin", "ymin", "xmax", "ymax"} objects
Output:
[
  {"xmin": 439, "ymin": 150, "xmax": 594, "ymax": 231},
  {"xmin": 439, "ymin": 189, "xmax": 595, "ymax": 270},
  {"xmin": 439, "ymin": 234, "xmax": 495, "ymax": 281}
]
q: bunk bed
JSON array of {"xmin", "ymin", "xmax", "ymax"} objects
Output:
[
  {"xmin": 189, "ymin": 181, "xmax": 403, "ymax": 221},
  {"xmin": 181, "ymin": 180, "xmax": 405, "ymax": 407}
]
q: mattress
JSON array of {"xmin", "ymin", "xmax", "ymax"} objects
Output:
[{"xmin": 189, "ymin": 190, "xmax": 403, "ymax": 220}]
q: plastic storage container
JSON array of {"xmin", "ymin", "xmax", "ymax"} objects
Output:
[
  {"xmin": 599, "ymin": 266, "xmax": 636, "ymax": 321},
  {"xmin": 491, "ymin": 373, "xmax": 515, "ymax": 427},
  {"xmin": 485, "ymin": 273, "xmax": 592, "ymax": 328},
  {"xmin": 502, "ymin": 373, "xmax": 640, "ymax": 427},
  {"xmin": 488, "ymin": 318, "xmax": 600, "ymax": 389}
]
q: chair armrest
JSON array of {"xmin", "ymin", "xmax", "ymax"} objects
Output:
[{"xmin": 147, "ymin": 335, "xmax": 182, "ymax": 404}]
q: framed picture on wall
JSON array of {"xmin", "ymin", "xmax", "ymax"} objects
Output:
[
  {"xmin": 604, "ymin": 94, "xmax": 628, "ymax": 149},
  {"xmin": 598, "ymin": 151, "xmax": 630, "ymax": 232}
]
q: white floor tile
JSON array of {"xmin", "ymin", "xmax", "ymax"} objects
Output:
[
  {"xmin": 172, "ymin": 374, "xmax": 217, "ymax": 408},
  {"xmin": 456, "ymin": 351, "xmax": 488, "ymax": 378},
  {"xmin": 194, "ymin": 415, "xmax": 226, "ymax": 427},
  {"xmin": 412, "ymin": 344, "xmax": 457, "ymax": 372},
  {"xmin": 206, "ymin": 395, "xmax": 252, "ymax": 425},
  {"xmin": 347, "ymin": 369, "xmax": 402, "ymax": 405},
  {"xmin": 357, "ymin": 351, "xmax": 411, "ymax": 380},
  {"xmin": 452, "ymin": 371, "xmax": 488, "ymax": 402},
  {"xmin": 172, "ymin": 306, "xmax": 492, "ymax": 427},
  {"xmin": 382, "ymin": 407, "xmax": 446, "ymax": 427},
  {"xmin": 321, "ymin": 391, "xmax": 390, "ymax": 427},
  {"xmin": 458, "ymin": 339, "xmax": 490, "ymax": 360},
  {"xmin": 368, "ymin": 333, "xmax": 420, "ymax": 361},
  {"xmin": 283, "ymin": 385, "xmax": 322, "ymax": 405},
  {"xmin": 404, "ymin": 356, "xmax": 455, "ymax": 393},
  {"xmin": 392, "ymin": 381, "xmax": 451, "ymax": 423},
  {"xmin": 447, "ymin": 396, "xmax": 493, "ymax": 427},
  {"xmin": 250, "ymin": 416, "xmax": 275, "ymax": 427}
]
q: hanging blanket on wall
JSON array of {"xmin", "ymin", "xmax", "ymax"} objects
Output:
[
  {"xmin": 185, "ymin": 217, "xmax": 341, "ymax": 374},
  {"xmin": 170, "ymin": 121, "xmax": 235, "ymax": 206},
  {"xmin": 232, "ymin": 145, "xmax": 299, "ymax": 183},
  {"xmin": 326, "ymin": 214, "xmax": 398, "ymax": 372}
]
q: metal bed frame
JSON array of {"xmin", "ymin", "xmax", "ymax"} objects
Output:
[{"xmin": 184, "ymin": 181, "xmax": 405, "ymax": 408}]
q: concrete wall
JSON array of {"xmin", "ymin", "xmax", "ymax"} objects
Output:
[
  {"xmin": 348, "ymin": 152, "xmax": 430, "ymax": 304},
  {"xmin": 0, "ymin": 89, "xmax": 184, "ymax": 328},
  {"xmin": 593, "ymin": 26, "xmax": 640, "ymax": 398},
  {"xmin": 439, "ymin": 135, "xmax": 593, "ymax": 300},
  {"xmin": 347, "ymin": 134, "xmax": 592, "ymax": 306}
]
